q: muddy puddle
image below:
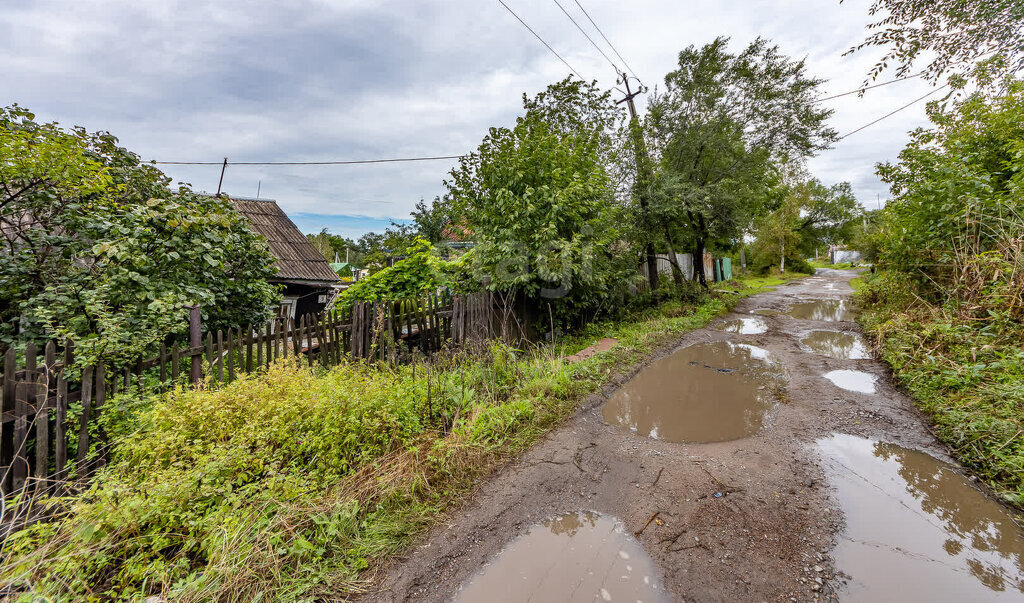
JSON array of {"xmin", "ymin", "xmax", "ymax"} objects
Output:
[
  {"xmin": 817, "ymin": 434, "xmax": 1024, "ymax": 601},
  {"xmin": 751, "ymin": 308, "xmax": 781, "ymax": 316},
  {"xmin": 602, "ymin": 341, "xmax": 785, "ymax": 443},
  {"xmin": 716, "ymin": 316, "xmax": 769, "ymax": 335},
  {"xmin": 456, "ymin": 511, "xmax": 670, "ymax": 603},
  {"xmin": 801, "ymin": 330, "xmax": 870, "ymax": 359},
  {"xmin": 786, "ymin": 299, "xmax": 855, "ymax": 321},
  {"xmin": 824, "ymin": 369, "xmax": 876, "ymax": 394}
]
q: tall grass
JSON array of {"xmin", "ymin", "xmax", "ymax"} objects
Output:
[{"xmin": 0, "ymin": 274, "xmax": 793, "ymax": 600}]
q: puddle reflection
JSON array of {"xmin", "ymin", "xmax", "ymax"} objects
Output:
[
  {"xmin": 602, "ymin": 341, "xmax": 786, "ymax": 443},
  {"xmin": 818, "ymin": 434, "xmax": 1024, "ymax": 601},
  {"xmin": 787, "ymin": 299, "xmax": 855, "ymax": 321},
  {"xmin": 456, "ymin": 511, "xmax": 670, "ymax": 603},
  {"xmin": 802, "ymin": 330, "xmax": 870, "ymax": 359},
  {"xmin": 716, "ymin": 316, "xmax": 769, "ymax": 335}
]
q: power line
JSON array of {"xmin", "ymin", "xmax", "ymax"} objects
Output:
[
  {"xmin": 151, "ymin": 155, "xmax": 463, "ymax": 166},
  {"xmin": 551, "ymin": 0, "xmax": 617, "ymax": 74},
  {"xmin": 495, "ymin": 0, "xmax": 584, "ymax": 80},
  {"xmin": 816, "ymin": 73, "xmax": 923, "ymax": 103},
  {"xmin": 838, "ymin": 85, "xmax": 948, "ymax": 140},
  {"xmin": 570, "ymin": 0, "xmax": 641, "ymax": 84}
]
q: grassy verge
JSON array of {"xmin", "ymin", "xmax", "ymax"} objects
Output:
[
  {"xmin": 809, "ymin": 260, "xmax": 861, "ymax": 270},
  {"xmin": 856, "ymin": 271, "xmax": 1024, "ymax": 508},
  {"xmin": 1, "ymin": 274, "xmax": 802, "ymax": 601}
]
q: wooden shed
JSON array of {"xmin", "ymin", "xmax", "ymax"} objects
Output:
[{"xmin": 229, "ymin": 197, "xmax": 340, "ymax": 319}]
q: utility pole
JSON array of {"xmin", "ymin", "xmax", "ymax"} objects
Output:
[
  {"xmin": 617, "ymin": 72, "xmax": 659, "ymax": 292},
  {"xmin": 216, "ymin": 158, "xmax": 228, "ymax": 196}
]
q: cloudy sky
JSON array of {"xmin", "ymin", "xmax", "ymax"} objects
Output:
[{"xmin": 2, "ymin": 0, "xmax": 939, "ymax": 238}]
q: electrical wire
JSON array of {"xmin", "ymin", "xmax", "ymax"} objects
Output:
[
  {"xmin": 838, "ymin": 84, "xmax": 948, "ymax": 140},
  {"xmin": 551, "ymin": 0, "xmax": 618, "ymax": 74},
  {"xmin": 816, "ymin": 73, "xmax": 923, "ymax": 103},
  {"xmin": 570, "ymin": 0, "xmax": 641, "ymax": 84},
  {"xmin": 151, "ymin": 155, "xmax": 463, "ymax": 166},
  {"xmin": 495, "ymin": 0, "xmax": 584, "ymax": 80}
]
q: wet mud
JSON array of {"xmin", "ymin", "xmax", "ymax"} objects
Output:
[
  {"xmin": 715, "ymin": 316, "xmax": 769, "ymax": 335},
  {"xmin": 817, "ymin": 434, "xmax": 1024, "ymax": 601},
  {"xmin": 363, "ymin": 269, "xmax": 1020, "ymax": 603},
  {"xmin": 601, "ymin": 341, "xmax": 785, "ymax": 443},
  {"xmin": 823, "ymin": 369, "xmax": 877, "ymax": 394},
  {"xmin": 801, "ymin": 330, "xmax": 869, "ymax": 359},
  {"xmin": 456, "ymin": 511, "xmax": 670, "ymax": 603}
]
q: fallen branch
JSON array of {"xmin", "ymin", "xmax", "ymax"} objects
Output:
[{"xmin": 634, "ymin": 511, "xmax": 660, "ymax": 538}]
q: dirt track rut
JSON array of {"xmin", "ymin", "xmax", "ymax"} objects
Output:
[{"xmin": 363, "ymin": 269, "xmax": 975, "ymax": 602}]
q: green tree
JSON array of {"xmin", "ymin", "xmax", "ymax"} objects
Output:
[
  {"xmin": 646, "ymin": 37, "xmax": 837, "ymax": 286},
  {"xmin": 750, "ymin": 178, "xmax": 859, "ymax": 273},
  {"xmin": 0, "ymin": 105, "xmax": 279, "ymax": 364},
  {"xmin": 307, "ymin": 229, "xmax": 362, "ymax": 265},
  {"xmin": 446, "ymin": 78, "xmax": 630, "ymax": 327},
  {"xmin": 875, "ymin": 80, "xmax": 1024, "ymax": 285},
  {"xmin": 847, "ymin": 0, "xmax": 1024, "ymax": 82},
  {"xmin": 411, "ymin": 196, "xmax": 456, "ymax": 244}
]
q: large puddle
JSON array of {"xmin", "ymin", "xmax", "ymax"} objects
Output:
[
  {"xmin": 786, "ymin": 299, "xmax": 855, "ymax": 321},
  {"xmin": 456, "ymin": 511, "xmax": 670, "ymax": 602},
  {"xmin": 817, "ymin": 434, "xmax": 1024, "ymax": 600},
  {"xmin": 802, "ymin": 330, "xmax": 870, "ymax": 359},
  {"xmin": 824, "ymin": 369, "xmax": 877, "ymax": 394},
  {"xmin": 602, "ymin": 341, "xmax": 785, "ymax": 443},
  {"xmin": 716, "ymin": 316, "xmax": 769, "ymax": 334}
]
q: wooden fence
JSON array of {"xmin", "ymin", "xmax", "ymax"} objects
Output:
[{"xmin": 0, "ymin": 291, "xmax": 494, "ymax": 496}]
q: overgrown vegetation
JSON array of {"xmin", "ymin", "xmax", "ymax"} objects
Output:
[
  {"xmin": 0, "ymin": 274, "xmax": 797, "ymax": 600},
  {"xmin": 0, "ymin": 105, "xmax": 279, "ymax": 365},
  {"xmin": 856, "ymin": 78, "xmax": 1024, "ymax": 506}
]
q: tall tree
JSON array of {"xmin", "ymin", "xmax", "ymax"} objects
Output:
[
  {"xmin": 646, "ymin": 37, "xmax": 837, "ymax": 286},
  {"xmin": 446, "ymin": 78, "xmax": 630, "ymax": 327}
]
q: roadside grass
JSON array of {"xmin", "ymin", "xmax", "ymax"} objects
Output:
[
  {"xmin": 809, "ymin": 260, "xmax": 860, "ymax": 270},
  {"xmin": 856, "ymin": 271, "xmax": 1024, "ymax": 508},
  {"xmin": 0, "ymin": 272, "xmax": 805, "ymax": 601}
]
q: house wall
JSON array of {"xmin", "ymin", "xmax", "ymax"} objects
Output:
[{"xmin": 275, "ymin": 282, "xmax": 333, "ymax": 319}]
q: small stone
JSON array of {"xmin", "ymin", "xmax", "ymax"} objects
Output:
[{"xmin": 814, "ymin": 565, "xmax": 823, "ymax": 572}]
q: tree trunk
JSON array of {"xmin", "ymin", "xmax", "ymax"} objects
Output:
[
  {"xmin": 694, "ymin": 236, "xmax": 708, "ymax": 288},
  {"xmin": 780, "ymin": 238, "xmax": 786, "ymax": 273},
  {"xmin": 645, "ymin": 242, "xmax": 659, "ymax": 292},
  {"xmin": 663, "ymin": 225, "xmax": 685, "ymax": 287},
  {"xmin": 693, "ymin": 212, "xmax": 709, "ymax": 289}
]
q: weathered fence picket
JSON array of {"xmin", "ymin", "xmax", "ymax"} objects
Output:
[{"xmin": 0, "ymin": 291, "xmax": 493, "ymax": 496}]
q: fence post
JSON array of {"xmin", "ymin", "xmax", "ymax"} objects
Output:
[{"xmin": 189, "ymin": 305, "xmax": 202, "ymax": 385}]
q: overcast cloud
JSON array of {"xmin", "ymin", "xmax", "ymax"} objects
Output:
[{"xmin": 2, "ymin": 0, "xmax": 937, "ymax": 237}]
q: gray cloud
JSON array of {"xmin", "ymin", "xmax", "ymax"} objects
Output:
[{"xmin": 2, "ymin": 0, "xmax": 937, "ymax": 228}]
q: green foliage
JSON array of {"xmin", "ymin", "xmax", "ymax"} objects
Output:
[
  {"xmin": 307, "ymin": 229, "xmax": 362, "ymax": 266},
  {"xmin": 646, "ymin": 37, "xmax": 837, "ymax": 284},
  {"xmin": 0, "ymin": 105, "xmax": 279, "ymax": 364},
  {"xmin": 848, "ymin": 0, "xmax": 1024, "ymax": 83},
  {"xmin": 751, "ymin": 178, "xmax": 860, "ymax": 273},
  {"xmin": 339, "ymin": 238, "xmax": 471, "ymax": 305},
  {"xmin": 857, "ymin": 272, "xmax": 1024, "ymax": 506},
  {"xmin": 873, "ymin": 80, "xmax": 1024, "ymax": 322},
  {"xmin": 447, "ymin": 78, "xmax": 633, "ymax": 326}
]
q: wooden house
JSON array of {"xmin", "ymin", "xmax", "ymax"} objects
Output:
[{"xmin": 229, "ymin": 197, "xmax": 341, "ymax": 319}]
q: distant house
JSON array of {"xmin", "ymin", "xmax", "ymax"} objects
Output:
[{"xmin": 229, "ymin": 197, "xmax": 341, "ymax": 320}]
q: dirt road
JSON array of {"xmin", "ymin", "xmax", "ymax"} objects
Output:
[{"xmin": 365, "ymin": 269, "xmax": 1023, "ymax": 602}]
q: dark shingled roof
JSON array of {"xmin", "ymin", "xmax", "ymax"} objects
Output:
[{"xmin": 229, "ymin": 197, "xmax": 340, "ymax": 284}]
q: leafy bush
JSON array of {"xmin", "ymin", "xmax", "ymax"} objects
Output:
[
  {"xmin": 857, "ymin": 272, "xmax": 1024, "ymax": 507},
  {"xmin": 1, "ymin": 345, "xmax": 580, "ymax": 600},
  {"xmin": 340, "ymin": 239, "xmax": 477, "ymax": 307},
  {"xmin": 0, "ymin": 105, "xmax": 279, "ymax": 364}
]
